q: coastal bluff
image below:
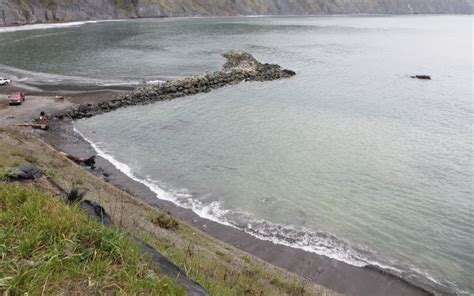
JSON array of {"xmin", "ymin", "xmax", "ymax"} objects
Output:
[
  {"xmin": 1, "ymin": 0, "xmax": 473, "ymax": 25},
  {"xmin": 66, "ymin": 50, "xmax": 296, "ymax": 119}
]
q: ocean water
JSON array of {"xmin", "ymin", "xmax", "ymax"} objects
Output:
[{"xmin": 1, "ymin": 16, "xmax": 472, "ymax": 294}]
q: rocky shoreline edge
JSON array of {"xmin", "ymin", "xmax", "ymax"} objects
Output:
[{"xmin": 66, "ymin": 50, "xmax": 295, "ymax": 120}]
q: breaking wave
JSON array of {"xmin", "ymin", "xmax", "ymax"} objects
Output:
[{"xmin": 0, "ymin": 20, "xmax": 121, "ymax": 34}]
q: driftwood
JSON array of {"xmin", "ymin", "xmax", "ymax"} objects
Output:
[
  {"xmin": 60, "ymin": 152, "xmax": 96, "ymax": 169},
  {"xmin": 15, "ymin": 123, "xmax": 49, "ymax": 130}
]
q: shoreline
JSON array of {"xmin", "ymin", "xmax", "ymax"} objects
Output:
[
  {"xmin": 1, "ymin": 14, "xmax": 473, "ymax": 29},
  {"xmin": 0, "ymin": 56, "xmax": 449, "ymax": 295}
]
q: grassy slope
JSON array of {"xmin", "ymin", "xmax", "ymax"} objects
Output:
[
  {"xmin": 0, "ymin": 183, "xmax": 185, "ymax": 295},
  {"xmin": 0, "ymin": 127, "xmax": 336, "ymax": 295}
]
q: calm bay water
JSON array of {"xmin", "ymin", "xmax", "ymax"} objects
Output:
[{"xmin": 1, "ymin": 16, "xmax": 473, "ymax": 294}]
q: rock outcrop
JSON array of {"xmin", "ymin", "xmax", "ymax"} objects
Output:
[
  {"xmin": 0, "ymin": 0, "xmax": 472, "ymax": 26},
  {"xmin": 66, "ymin": 50, "xmax": 296, "ymax": 119},
  {"xmin": 7, "ymin": 163, "xmax": 43, "ymax": 181}
]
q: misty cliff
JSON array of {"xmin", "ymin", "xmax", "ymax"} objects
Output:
[{"xmin": 1, "ymin": 0, "xmax": 473, "ymax": 25}]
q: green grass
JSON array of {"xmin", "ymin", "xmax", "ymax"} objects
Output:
[
  {"xmin": 0, "ymin": 183, "xmax": 185, "ymax": 295},
  {"xmin": 0, "ymin": 168, "xmax": 8, "ymax": 181}
]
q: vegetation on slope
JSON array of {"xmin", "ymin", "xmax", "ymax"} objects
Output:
[{"xmin": 0, "ymin": 183, "xmax": 185, "ymax": 295}]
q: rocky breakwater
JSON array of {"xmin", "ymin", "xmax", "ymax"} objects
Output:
[{"xmin": 66, "ymin": 50, "xmax": 296, "ymax": 119}]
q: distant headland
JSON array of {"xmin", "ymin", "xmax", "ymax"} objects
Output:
[{"xmin": 1, "ymin": 0, "xmax": 473, "ymax": 26}]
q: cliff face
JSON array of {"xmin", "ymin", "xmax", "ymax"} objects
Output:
[{"xmin": 1, "ymin": 0, "xmax": 473, "ymax": 25}]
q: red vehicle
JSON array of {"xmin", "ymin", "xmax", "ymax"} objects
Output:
[{"xmin": 8, "ymin": 92, "xmax": 26, "ymax": 105}]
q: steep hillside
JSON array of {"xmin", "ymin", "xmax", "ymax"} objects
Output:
[{"xmin": 0, "ymin": 0, "xmax": 472, "ymax": 25}]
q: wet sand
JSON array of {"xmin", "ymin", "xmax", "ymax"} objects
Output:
[{"xmin": 1, "ymin": 81, "xmax": 436, "ymax": 296}]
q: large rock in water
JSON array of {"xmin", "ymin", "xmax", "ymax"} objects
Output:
[
  {"xmin": 222, "ymin": 50, "xmax": 260, "ymax": 71},
  {"xmin": 222, "ymin": 50, "xmax": 296, "ymax": 77},
  {"xmin": 411, "ymin": 75, "xmax": 431, "ymax": 80},
  {"xmin": 221, "ymin": 50, "xmax": 296, "ymax": 80}
]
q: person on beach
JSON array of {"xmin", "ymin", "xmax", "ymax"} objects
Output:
[{"xmin": 39, "ymin": 111, "xmax": 48, "ymax": 121}]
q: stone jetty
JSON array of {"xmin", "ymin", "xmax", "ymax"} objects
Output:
[{"xmin": 66, "ymin": 50, "xmax": 296, "ymax": 119}]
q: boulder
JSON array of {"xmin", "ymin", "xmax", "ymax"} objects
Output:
[
  {"xmin": 79, "ymin": 200, "xmax": 114, "ymax": 226},
  {"xmin": 7, "ymin": 163, "xmax": 43, "ymax": 181},
  {"xmin": 222, "ymin": 50, "xmax": 259, "ymax": 71}
]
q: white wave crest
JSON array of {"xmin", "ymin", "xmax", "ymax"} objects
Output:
[
  {"xmin": 0, "ymin": 20, "xmax": 121, "ymax": 34},
  {"xmin": 145, "ymin": 80, "xmax": 165, "ymax": 85}
]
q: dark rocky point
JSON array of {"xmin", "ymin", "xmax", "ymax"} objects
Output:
[{"xmin": 66, "ymin": 50, "xmax": 296, "ymax": 119}]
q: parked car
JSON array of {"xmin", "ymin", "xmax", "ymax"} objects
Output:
[
  {"xmin": 8, "ymin": 92, "xmax": 26, "ymax": 105},
  {"xmin": 0, "ymin": 78, "xmax": 11, "ymax": 86}
]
